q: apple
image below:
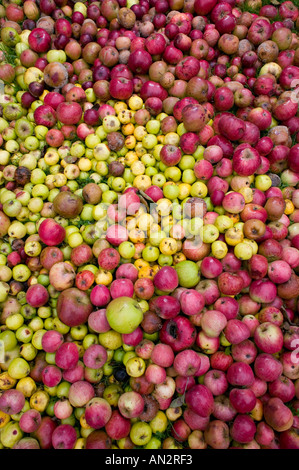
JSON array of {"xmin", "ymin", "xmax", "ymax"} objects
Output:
[
  {"xmin": 185, "ymin": 384, "xmax": 214, "ymax": 417},
  {"xmin": 175, "ymin": 260, "xmax": 201, "ymax": 287},
  {"xmin": 254, "ymin": 322, "xmax": 284, "ymax": 354},
  {"xmin": 149, "ymin": 296, "xmax": 180, "ymax": 320},
  {"xmin": 160, "ymin": 144, "xmax": 182, "ymax": 167},
  {"xmin": 49, "ymin": 262, "xmax": 76, "ymax": 292},
  {"xmin": 204, "ymin": 370, "xmax": 228, "ymax": 396},
  {"xmin": 28, "ymin": 28, "xmax": 51, "ymax": 53},
  {"xmin": 106, "ymin": 297, "xmax": 143, "ymax": 334},
  {"xmin": 34, "ymin": 104, "xmax": 56, "ymax": 128},
  {"xmin": 179, "ymin": 290, "xmax": 205, "ymax": 316},
  {"xmin": 204, "ymin": 420, "xmax": 230, "ymax": 449},
  {"xmin": 173, "ymin": 349, "xmax": 201, "ymax": 377},
  {"xmin": 57, "ymin": 288, "xmax": 93, "ymax": 327},
  {"xmin": 85, "ymin": 398, "xmax": 112, "ymax": 429},
  {"xmin": 26, "ymin": 284, "xmax": 49, "ymax": 308},
  {"xmin": 227, "ymin": 362, "xmax": 254, "ymax": 387},
  {"xmin": 0, "ymin": 389, "xmax": 25, "ymax": 415},
  {"xmin": 160, "ymin": 316, "xmax": 197, "ymax": 352},
  {"xmin": 153, "ymin": 266, "xmax": 179, "ymax": 294},
  {"xmin": 55, "ymin": 342, "xmax": 79, "ymax": 370},
  {"xmin": 85, "ymin": 430, "xmax": 111, "ymax": 450},
  {"xmin": 118, "ymin": 391, "xmax": 144, "ymax": 419},
  {"xmin": 56, "ymin": 102, "xmax": 82, "ymax": 125},
  {"xmin": 201, "ymin": 310, "xmax": 227, "ymax": 338},
  {"xmin": 105, "ymin": 410, "xmax": 131, "ymax": 441},
  {"xmin": 230, "ymin": 414, "xmax": 256, "ymax": 444},
  {"xmin": 264, "ymin": 397, "xmax": 294, "ymax": 432}
]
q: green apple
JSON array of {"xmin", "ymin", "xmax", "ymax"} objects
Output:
[
  {"xmin": 149, "ymin": 230, "xmax": 167, "ymax": 247},
  {"xmin": 0, "ymin": 94, "xmax": 14, "ymax": 106},
  {"xmin": 175, "ymin": 260, "xmax": 200, "ymax": 288},
  {"xmin": 106, "ymin": 297, "xmax": 143, "ymax": 334}
]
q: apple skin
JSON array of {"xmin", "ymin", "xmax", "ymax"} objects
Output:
[
  {"xmin": 85, "ymin": 430, "xmax": 111, "ymax": 449},
  {"xmin": 201, "ymin": 310, "xmax": 227, "ymax": 338},
  {"xmin": 38, "ymin": 218, "xmax": 66, "ymax": 246},
  {"xmin": 153, "ymin": 266, "xmax": 179, "ymax": 293},
  {"xmin": 233, "ymin": 145, "xmax": 261, "ymax": 176},
  {"xmin": 105, "ymin": 296, "xmax": 143, "ymax": 334},
  {"xmin": 204, "ymin": 420, "xmax": 230, "ymax": 449},
  {"xmin": 0, "ymin": 389, "xmax": 25, "ymax": 415},
  {"xmin": 185, "ymin": 384, "xmax": 214, "ymax": 417},
  {"xmin": 264, "ymin": 397, "xmax": 294, "ymax": 432},
  {"xmin": 149, "ymin": 295, "xmax": 180, "ymax": 320},
  {"xmin": 105, "ymin": 410, "xmax": 131, "ymax": 441},
  {"xmin": 230, "ymin": 414, "xmax": 256, "ymax": 444},
  {"xmin": 0, "ymin": 211, "xmax": 11, "ymax": 237},
  {"xmin": 40, "ymin": 246, "xmax": 64, "ymax": 270},
  {"xmin": 28, "ymin": 28, "xmax": 52, "ymax": 53},
  {"xmin": 254, "ymin": 322, "xmax": 284, "ymax": 354},
  {"xmin": 41, "ymin": 330, "xmax": 64, "ymax": 354},
  {"xmin": 280, "ymin": 427, "xmax": 299, "ymax": 449},
  {"xmin": 26, "ymin": 284, "xmax": 49, "ymax": 308},
  {"xmin": 84, "ymin": 398, "xmax": 112, "ymax": 430},
  {"xmin": 180, "ymin": 289, "xmax": 205, "ymax": 316},
  {"xmin": 34, "ymin": 104, "xmax": 57, "ymax": 128},
  {"xmin": 56, "ymin": 101, "xmax": 82, "ymax": 125},
  {"xmin": 175, "ymin": 260, "xmax": 201, "ymax": 287},
  {"xmin": 254, "ymin": 353, "xmax": 283, "ymax": 382},
  {"xmin": 57, "ymin": 287, "xmax": 93, "ymax": 327},
  {"xmin": 117, "ymin": 391, "xmax": 145, "ymax": 419},
  {"xmin": 49, "ymin": 262, "xmax": 76, "ymax": 292},
  {"xmin": 160, "ymin": 316, "xmax": 197, "ymax": 352},
  {"xmin": 32, "ymin": 416, "xmax": 57, "ymax": 449}
]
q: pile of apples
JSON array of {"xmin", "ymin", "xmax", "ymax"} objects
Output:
[{"xmin": 1, "ymin": 0, "xmax": 299, "ymax": 450}]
